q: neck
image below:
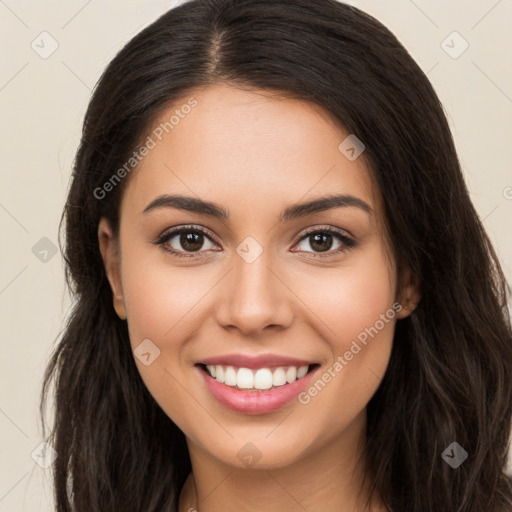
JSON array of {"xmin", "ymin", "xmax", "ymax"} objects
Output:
[{"xmin": 178, "ymin": 411, "xmax": 388, "ymax": 512}]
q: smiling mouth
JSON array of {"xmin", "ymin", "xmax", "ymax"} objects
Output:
[{"xmin": 196, "ymin": 363, "xmax": 320, "ymax": 392}]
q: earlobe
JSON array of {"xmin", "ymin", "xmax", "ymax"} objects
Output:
[
  {"xmin": 98, "ymin": 218, "xmax": 126, "ymax": 320},
  {"xmin": 395, "ymin": 269, "xmax": 421, "ymax": 319}
]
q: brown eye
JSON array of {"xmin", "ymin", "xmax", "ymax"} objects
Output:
[
  {"xmin": 155, "ymin": 226, "xmax": 218, "ymax": 258},
  {"xmin": 175, "ymin": 232, "xmax": 206, "ymax": 252},
  {"xmin": 307, "ymin": 232, "xmax": 335, "ymax": 252},
  {"xmin": 293, "ymin": 228, "xmax": 356, "ymax": 257}
]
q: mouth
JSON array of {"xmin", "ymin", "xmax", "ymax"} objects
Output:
[
  {"xmin": 196, "ymin": 360, "xmax": 321, "ymax": 415},
  {"xmin": 195, "ymin": 362, "xmax": 320, "ymax": 392}
]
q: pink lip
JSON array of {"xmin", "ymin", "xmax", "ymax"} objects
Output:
[
  {"xmin": 197, "ymin": 353, "xmax": 315, "ymax": 369},
  {"xmin": 196, "ymin": 364, "xmax": 320, "ymax": 415}
]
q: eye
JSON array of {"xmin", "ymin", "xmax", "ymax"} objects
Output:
[
  {"xmin": 154, "ymin": 224, "xmax": 357, "ymax": 260},
  {"xmin": 154, "ymin": 225, "xmax": 219, "ymax": 259},
  {"xmin": 292, "ymin": 227, "xmax": 356, "ymax": 257}
]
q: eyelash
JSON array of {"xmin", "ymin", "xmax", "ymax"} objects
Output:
[{"xmin": 154, "ymin": 224, "xmax": 357, "ymax": 259}]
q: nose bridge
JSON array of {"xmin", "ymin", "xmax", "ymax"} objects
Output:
[{"xmin": 216, "ymin": 237, "xmax": 292, "ymax": 334}]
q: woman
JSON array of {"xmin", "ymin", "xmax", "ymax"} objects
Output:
[{"xmin": 40, "ymin": 0, "xmax": 512, "ymax": 510}]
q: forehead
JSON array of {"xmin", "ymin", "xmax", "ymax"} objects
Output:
[{"xmin": 121, "ymin": 84, "xmax": 379, "ymax": 223}]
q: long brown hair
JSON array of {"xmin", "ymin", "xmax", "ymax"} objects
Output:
[{"xmin": 40, "ymin": 0, "xmax": 512, "ymax": 510}]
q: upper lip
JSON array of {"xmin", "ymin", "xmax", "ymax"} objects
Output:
[{"xmin": 197, "ymin": 354, "xmax": 316, "ymax": 369}]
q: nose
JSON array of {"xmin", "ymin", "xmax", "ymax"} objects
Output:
[{"xmin": 215, "ymin": 249, "xmax": 294, "ymax": 336}]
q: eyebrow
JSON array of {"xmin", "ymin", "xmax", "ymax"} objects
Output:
[{"xmin": 142, "ymin": 193, "xmax": 372, "ymax": 221}]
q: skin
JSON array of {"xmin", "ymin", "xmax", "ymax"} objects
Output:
[{"xmin": 99, "ymin": 83, "xmax": 420, "ymax": 512}]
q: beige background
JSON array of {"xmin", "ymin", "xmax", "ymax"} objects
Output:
[{"xmin": 1, "ymin": 0, "xmax": 511, "ymax": 510}]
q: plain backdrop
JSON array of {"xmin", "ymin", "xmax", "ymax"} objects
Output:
[{"xmin": 1, "ymin": 0, "xmax": 511, "ymax": 510}]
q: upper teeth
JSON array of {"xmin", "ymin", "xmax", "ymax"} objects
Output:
[{"xmin": 206, "ymin": 364, "xmax": 309, "ymax": 390}]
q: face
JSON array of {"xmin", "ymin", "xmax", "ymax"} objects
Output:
[{"xmin": 99, "ymin": 84, "xmax": 418, "ymax": 470}]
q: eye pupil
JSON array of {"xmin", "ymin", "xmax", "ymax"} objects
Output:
[
  {"xmin": 181, "ymin": 232, "xmax": 203, "ymax": 252},
  {"xmin": 159, "ymin": 227, "xmax": 351, "ymax": 259},
  {"xmin": 310, "ymin": 233, "xmax": 333, "ymax": 253}
]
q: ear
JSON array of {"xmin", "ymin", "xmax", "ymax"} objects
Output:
[
  {"xmin": 98, "ymin": 217, "xmax": 126, "ymax": 320},
  {"xmin": 395, "ymin": 268, "xmax": 421, "ymax": 319}
]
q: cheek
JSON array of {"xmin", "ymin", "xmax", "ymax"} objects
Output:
[
  {"xmin": 119, "ymin": 231, "xmax": 212, "ymax": 348},
  {"xmin": 292, "ymin": 241, "xmax": 396, "ymax": 352},
  {"xmin": 290, "ymin": 243, "xmax": 397, "ymax": 415},
  {"xmin": 119, "ymin": 250, "xmax": 209, "ymax": 431},
  {"xmin": 123, "ymin": 267, "xmax": 202, "ymax": 343}
]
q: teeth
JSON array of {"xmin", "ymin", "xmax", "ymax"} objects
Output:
[
  {"xmin": 285, "ymin": 366, "xmax": 297, "ymax": 383},
  {"xmin": 205, "ymin": 364, "xmax": 310, "ymax": 390},
  {"xmin": 297, "ymin": 365, "xmax": 308, "ymax": 379},
  {"xmin": 224, "ymin": 366, "xmax": 237, "ymax": 386},
  {"xmin": 272, "ymin": 367, "xmax": 286, "ymax": 386},
  {"xmin": 254, "ymin": 368, "xmax": 273, "ymax": 390},
  {"xmin": 237, "ymin": 367, "xmax": 254, "ymax": 389},
  {"xmin": 215, "ymin": 365, "xmax": 224, "ymax": 383}
]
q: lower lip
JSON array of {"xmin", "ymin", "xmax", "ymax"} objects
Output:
[{"xmin": 197, "ymin": 365, "xmax": 319, "ymax": 415}]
